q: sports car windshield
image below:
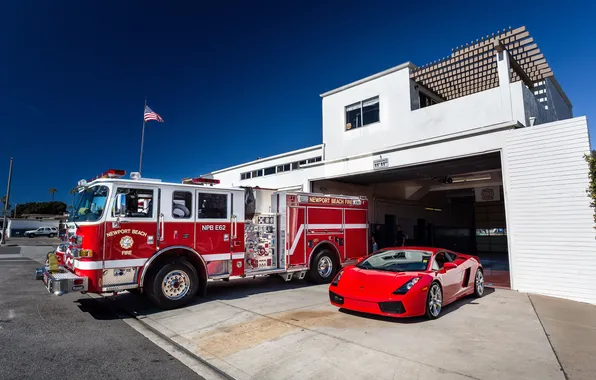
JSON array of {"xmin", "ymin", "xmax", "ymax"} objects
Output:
[{"xmin": 356, "ymin": 250, "xmax": 432, "ymax": 272}]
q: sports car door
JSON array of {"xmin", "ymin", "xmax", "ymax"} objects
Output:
[{"xmin": 436, "ymin": 251, "xmax": 464, "ymax": 303}]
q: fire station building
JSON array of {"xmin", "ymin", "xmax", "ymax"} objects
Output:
[{"xmin": 195, "ymin": 27, "xmax": 596, "ymax": 305}]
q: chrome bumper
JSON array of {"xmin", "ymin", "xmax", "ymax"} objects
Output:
[{"xmin": 35, "ymin": 266, "xmax": 88, "ymax": 296}]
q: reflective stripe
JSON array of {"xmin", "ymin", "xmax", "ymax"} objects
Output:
[
  {"xmin": 202, "ymin": 253, "xmax": 231, "ymax": 262},
  {"xmin": 288, "ymin": 225, "xmax": 304, "ymax": 256},
  {"xmin": 288, "ymin": 223, "xmax": 366, "ymax": 256},
  {"xmin": 232, "ymin": 253, "xmax": 245, "ymax": 260},
  {"xmin": 74, "ymin": 258, "xmax": 148, "ymax": 270},
  {"xmin": 307, "ymin": 223, "xmax": 367, "ymax": 229}
]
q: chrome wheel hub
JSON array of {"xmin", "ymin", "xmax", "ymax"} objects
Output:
[
  {"xmin": 429, "ymin": 284, "xmax": 442, "ymax": 317},
  {"xmin": 318, "ymin": 256, "xmax": 333, "ymax": 278},
  {"xmin": 476, "ymin": 270, "xmax": 484, "ymax": 295},
  {"xmin": 162, "ymin": 270, "xmax": 190, "ymax": 300}
]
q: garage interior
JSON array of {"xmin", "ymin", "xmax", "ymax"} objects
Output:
[{"xmin": 311, "ymin": 152, "xmax": 510, "ymax": 288}]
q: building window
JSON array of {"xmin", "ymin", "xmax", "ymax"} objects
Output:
[
  {"xmin": 419, "ymin": 92, "xmax": 437, "ymax": 108},
  {"xmin": 277, "ymin": 164, "xmax": 291, "ymax": 173},
  {"xmin": 291, "ymin": 162, "xmax": 299, "ymax": 170},
  {"xmin": 198, "ymin": 193, "xmax": 228, "ymax": 219},
  {"xmin": 172, "ymin": 191, "xmax": 192, "ymax": 219},
  {"xmin": 345, "ymin": 97, "xmax": 380, "ymax": 130},
  {"xmin": 264, "ymin": 166, "xmax": 276, "ymax": 175}
]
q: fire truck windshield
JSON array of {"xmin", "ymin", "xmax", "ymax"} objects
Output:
[{"xmin": 73, "ymin": 185, "xmax": 109, "ymax": 222}]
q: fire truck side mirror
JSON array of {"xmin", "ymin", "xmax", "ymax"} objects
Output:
[{"xmin": 115, "ymin": 193, "xmax": 127, "ymax": 217}]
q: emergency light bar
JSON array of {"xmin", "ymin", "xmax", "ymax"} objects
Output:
[
  {"xmin": 88, "ymin": 169, "xmax": 126, "ymax": 182},
  {"xmin": 191, "ymin": 177, "xmax": 220, "ymax": 185}
]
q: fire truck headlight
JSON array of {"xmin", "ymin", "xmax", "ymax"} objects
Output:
[{"xmin": 79, "ymin": 249, "xmax": 93, "ymax": 257}]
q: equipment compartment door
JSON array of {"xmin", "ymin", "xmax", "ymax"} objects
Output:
[
  {"xmin": 344, "ymin": 208, "xmax": 368, "ymax": 259},
  {"xmin": 286, "ymin": 206, "xmax": 306, "ymax": 267},
  {"xmin": 195, "ymin": 190, "xmax": 232, "ymax": 275}
]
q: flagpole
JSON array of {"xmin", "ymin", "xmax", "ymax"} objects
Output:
[{"xmin": 139, "ymin": 97, "xmax": 147, "ymax": 176}]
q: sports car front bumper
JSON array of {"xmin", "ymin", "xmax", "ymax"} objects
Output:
[{"xmin": 329, "ymin": 287, "xmax": 428, "ymax": 318}]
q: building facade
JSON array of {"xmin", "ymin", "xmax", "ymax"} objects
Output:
[{"xmin": 195, "ymin": 27, "xmax": 596, "ymax": 304}]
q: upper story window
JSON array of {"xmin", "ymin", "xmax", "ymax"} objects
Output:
[
  {"xmin": 419, "ymin": 92, "xmax": 437, "ymax": 108},
  {"xmin": 345, "ymin": 96, "xmax": 380, "ymax": 130},
  {"xmin": 240, "ymin": 156, "xmax": 322, "ymax": 180}
]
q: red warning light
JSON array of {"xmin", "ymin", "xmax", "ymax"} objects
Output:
[{"xmin": 191, "ymin": 177, "xmax": 220, "ymax": 185}]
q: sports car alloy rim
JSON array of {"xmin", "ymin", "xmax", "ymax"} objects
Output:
[
  {"xmin": 429, "ymin": 284, "xmax": 442, "ymax": 317},
  {"xmin": 162, "ymin": 270, "xmax": 190, "ymax": 300},
  {"xmin": 318, "ymin": 256, "xmax": 333, "ymax": 278},
  {"xmin": 476, "ymin": 270, "xmax": 484, "ymax": 295}
]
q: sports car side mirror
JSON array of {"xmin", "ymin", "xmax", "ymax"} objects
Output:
[{"xmin": 443, "ymin": 262, "xmax": 457, "ymax": 271}]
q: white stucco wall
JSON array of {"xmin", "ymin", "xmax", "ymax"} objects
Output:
[{"xmin": 321, "ymin": 56, "xmax": 520, "ymax": 161}]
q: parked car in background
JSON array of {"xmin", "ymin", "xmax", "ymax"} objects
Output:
[{"xmin": 24, "ymin": 226, "xmax": 58, "ymax": 238}]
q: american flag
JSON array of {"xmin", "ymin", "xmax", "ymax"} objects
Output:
[{"xmin": 144, "ymin": 105, "xmax": 164, "ymax": 123}]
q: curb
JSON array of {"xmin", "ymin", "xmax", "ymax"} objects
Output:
[{"xmin": 102, "ymin": 295, "xmax": 237, "ymax": 380}]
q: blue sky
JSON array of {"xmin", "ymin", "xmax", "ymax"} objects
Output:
[{"xmin": 1, "ymin": 0, "xmax": 595, "ymax": 206}]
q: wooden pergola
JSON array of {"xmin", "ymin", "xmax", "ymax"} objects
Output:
[{"xmin": 410, "ymin": 26, "xmax": 553, "ymax": 101}]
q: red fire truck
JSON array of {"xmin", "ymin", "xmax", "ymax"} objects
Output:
[{"xmin": 36, "ymin": 169, "xmax": 369, "ymax": 309}]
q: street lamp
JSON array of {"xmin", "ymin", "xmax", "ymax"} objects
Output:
[{"xmin": 1, "ymin": 157, "xmax": 14, "ymax": 245}]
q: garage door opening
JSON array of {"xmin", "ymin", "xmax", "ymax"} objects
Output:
[{"xmin": 311, "ymin": 152, "xmax": 510, "ymax": 288}]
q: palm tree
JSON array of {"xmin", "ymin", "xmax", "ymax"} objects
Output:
[
  {"xmin": 49, "ymin": 188, "xmax": 58, "ymax": 201},
  {"xmin": 68, "ymin": 187, "xmax": 77, "ymax": 212}
]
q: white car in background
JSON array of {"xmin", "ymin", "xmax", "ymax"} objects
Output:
[{"xmin": 24, "ymin": 227, "xmax": 58, "ymax": 238}]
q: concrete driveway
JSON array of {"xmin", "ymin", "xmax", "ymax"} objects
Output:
[{"xmin": 110, "ymin": 277, "xmax": 566, "ymax": 380}]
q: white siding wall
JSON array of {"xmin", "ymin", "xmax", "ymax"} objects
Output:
[{"xmin": 504, "ymin": 117, "xmax": 596, "ymax": 304}]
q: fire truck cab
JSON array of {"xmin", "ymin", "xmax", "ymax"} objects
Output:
[{"xmin": 36, "ymin": 169, "xmax": 369, "ymax": 309}]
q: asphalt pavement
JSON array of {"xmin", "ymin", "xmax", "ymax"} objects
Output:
[{"xmin": 0, "ymin": 256, "xmax": 205, "ymax": 380}]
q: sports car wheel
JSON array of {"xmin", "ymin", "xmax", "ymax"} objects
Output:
[
  {"xmin": 425, "ymin": 282, "xmax": 443, "ymax": 320},
  {"xmin": 473, "ymin": 269, "xmax": 485, "ymax": 298}
]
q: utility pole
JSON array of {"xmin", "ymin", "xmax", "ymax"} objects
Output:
[{"xmin": 1, "ymin": 157, "xmax": 14, "ymax": 245}]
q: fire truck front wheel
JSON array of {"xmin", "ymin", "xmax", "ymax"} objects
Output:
[
  {"xmin": 146, "ymin": 260, "xmax": 199, "ymax": 310},
  {"xmin": 307, "ymin": 250, "xmax": 338, "ymax": 284}
]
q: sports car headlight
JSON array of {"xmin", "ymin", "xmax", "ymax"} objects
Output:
[
  {"xmin": 393, "ymin": 277, "xmax": 421, "ymax": 294},
  {"xmin": 331, "ymin": 270, "xmax": 344, "ymax": 286}
]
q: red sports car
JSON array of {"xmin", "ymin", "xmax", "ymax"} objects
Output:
[{"xmin": 328, "ymin": 247, "xmax": 485, "ymax": 319}]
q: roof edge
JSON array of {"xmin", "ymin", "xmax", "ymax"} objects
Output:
[
  {"xmin": 320, "ymin": 62, "xmax": 417, "ymax": 98},
  {"xmin": 547, "ymin": 75, "xmax": 572, "ymax": 109},
  {"xmin": 203, "ymin": 144, "xmax": 325, "ymax": 175}
]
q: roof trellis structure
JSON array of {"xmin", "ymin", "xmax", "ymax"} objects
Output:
[{"xmin": 410, "ymin": 26, "xmax": 553, "ymax": 101}]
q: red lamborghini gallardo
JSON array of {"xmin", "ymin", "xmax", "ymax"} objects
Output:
[{"xmin": 328, "ymin": 247, "xmax": 485, "ymax": 319}]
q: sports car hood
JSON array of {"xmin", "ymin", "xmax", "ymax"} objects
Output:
[{"xmin": 339, "ymin": 267, "xmax": 424, "ymax": 295}]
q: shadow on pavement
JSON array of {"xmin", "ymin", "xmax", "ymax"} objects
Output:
[
  {"xmin": 75, "ymin": 297, "xmax": 132, "ymax": 321},
  {"xmin": 339, "ymin": 287, "xmax": 496, "ymax": 324},
  {"xmin": 109, "ymin": 275, "xmax": 319, "ymax": 317}
]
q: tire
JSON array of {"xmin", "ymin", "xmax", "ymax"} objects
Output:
[
  {"xmin": 425, "ymin": 282, "xmax": 443, "ymax": 320},
  {"xmin": 306, "ymin": 249, "xmax": 337, "ymax": 284},
  {"xmin": 28, "ymin": 234, "xmax": 34, "ymax": 238},
  {"xmin": 473, "ymin": 268, "xmax": 485, "ymax": 298},
  {"xmin": 49, "ymin": 233, "xmax": 55, "ymax": 238},
  {"xmin": 145, "ymin": 259, "xmax": 199, "ymax": 310}
]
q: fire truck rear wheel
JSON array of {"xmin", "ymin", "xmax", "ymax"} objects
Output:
[
  {"xmin": 146, "ymin": 260, "xmax": 199, "ymax": 310},
  {"xmin": 307, "ymin": 250, "xmax": 337, "ymax": 284}
]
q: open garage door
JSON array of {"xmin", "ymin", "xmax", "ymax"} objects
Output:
[{"xmin": 311, "ymin": 152, "xmax": 511, "ymax": 288}]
